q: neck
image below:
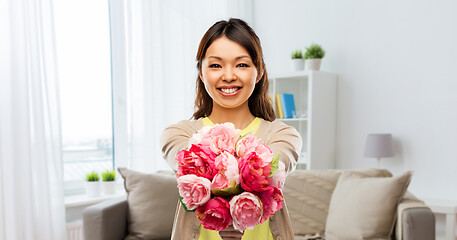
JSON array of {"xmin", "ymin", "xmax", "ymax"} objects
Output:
[{"xmin": 208, "ymin": 102, "xmax": 255, "ymax": 129}]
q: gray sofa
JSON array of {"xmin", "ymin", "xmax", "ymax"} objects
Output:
[{"xmin": 83, "ymin": 168, "xmax": 435, "ymax": 240}]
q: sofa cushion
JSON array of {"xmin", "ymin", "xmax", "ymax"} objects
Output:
[
  {"xmin": 118, "ymin": 168, "xmax": 178, "ymax": 240},
  {"xmin": 283, "ymin": 168, "xmax": 392, "ymax": 236},
  {"xmin": 324, "ymin": 171, "xmax": 412, "ymax": 240}
]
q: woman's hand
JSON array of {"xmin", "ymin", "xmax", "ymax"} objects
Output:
[{"xmin": 219, "ymin": 224, "xmax": 244, "ymax": 240}]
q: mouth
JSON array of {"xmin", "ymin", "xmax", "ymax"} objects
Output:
[{"xmin": 217, "ymin": 86, "xmax": 242, "ymax": 96}]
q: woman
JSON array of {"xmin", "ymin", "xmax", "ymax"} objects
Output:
[{"xmin": 161, "ymin": 18, "xmax": 302, "ymax": 240}]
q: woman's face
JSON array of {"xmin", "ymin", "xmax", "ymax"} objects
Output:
[{"xmin": 200, "ymin": 36, "xmax": 258, "ymax": 111}]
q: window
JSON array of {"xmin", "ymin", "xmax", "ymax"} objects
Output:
[{"xmin": 54, "ymin": 0, "xmax": 113, "ymax": 195}]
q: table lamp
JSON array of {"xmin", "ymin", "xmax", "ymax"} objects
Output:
[{"xmin": 363, "ymin": 133, "xmax": 394, "ymax": 168}]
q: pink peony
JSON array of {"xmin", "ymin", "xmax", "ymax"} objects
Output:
[
  {"xmin": 229, "ymin": 192, "xmax": 263, "ymax": 232},
  {"xmin": 270, "ymin": 160, "xmax": 286, "ymax": 189},
  {"xmin": 196, "ymin": 197, "xmax": 232, "ymax": 231},
  {"xmin": 177, "ymin": 174, "xmax": 212, "ymax": 210},
  {"xmin": 211, "ymin": 173, "xmax": 230, "ymax": 190},
  {"xmin": 236, "ymin": 134, "xmax": 274, "ymax": 163},
  {"xmin": 211, "ymin": 151, "xmax": 240, "ymax": 189},
  {"xmin": 257, "ymin": 186, "xmax": 284, "ymax": 224},
  {"xmin": 189, "ymin": 126, "xmax": 212, "ymax": 148},
  {"xmin": 175, "ymin": 144, "xmax": 217, "ymax": 180},
  {"xmin": 239, "ymin": 152, "xmax": 271, "ymax": 192},
  {"xmin": 199, "ymin": 123, "xmax": 240, "ymax": 155}
]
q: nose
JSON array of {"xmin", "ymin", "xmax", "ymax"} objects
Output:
[{"xmin": 222, "ymin": 67, "xmax": 236, "ymax": 81}]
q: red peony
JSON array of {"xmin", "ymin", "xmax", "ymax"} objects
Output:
[
  {"xmin": 239, "ymin": 152, "xmax": 271, "ymax": 192},
  {"xmin": 257, "ymin": 186, "xmax": 284, "ymax": 224},
  {"xmin": 196, "ymin": 197, "xmax": 232, "ymax": 231},
  {"xmin": 175, "ymin": 144, "xmax": 217, "ymax": 180}
]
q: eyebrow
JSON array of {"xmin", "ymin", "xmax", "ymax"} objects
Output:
[{"xmin": 208, "ymin": 55, "xmax": 251, "ymax": 61}]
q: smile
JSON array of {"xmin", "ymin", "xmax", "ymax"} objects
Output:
[{"xmin": 217, "ymin": 87, "xmax": 241, "ymax": 96}]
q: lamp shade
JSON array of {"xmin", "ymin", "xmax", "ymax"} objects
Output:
[{"xmin": 363, "ymin": 133, "xmax": 394, "ymax": 158}]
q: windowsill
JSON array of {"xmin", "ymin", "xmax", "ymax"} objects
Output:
[{"xmin": 65, "ymin": 190, "xmax": 126, "ymax": 208}]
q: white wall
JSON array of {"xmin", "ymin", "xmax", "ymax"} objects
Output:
[{"xmin": 252, "ymin": 0, "xmax": 457, "ymax": 200}]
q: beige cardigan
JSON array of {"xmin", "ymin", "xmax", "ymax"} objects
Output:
[{"xmin": 160, "ymin": 118, "xmax": 303, "ymax": 240}]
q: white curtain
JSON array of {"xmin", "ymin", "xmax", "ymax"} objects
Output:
[
  {"xmin": 111, "ymin": 0, "xmax": 253, "ymax": 172},
  {"xmin": 0, "ymin": 0, "xmax": 66, "ymax": 239}
]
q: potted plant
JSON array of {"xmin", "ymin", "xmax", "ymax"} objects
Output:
[
  {"xmin": 85, "ymin": 170, "xmax": 101, "ymax": 197},
  {"xmin": 290, "ymin": 50, "xmax": 304, "ymax": 71},
  {"xmin": 101, "ymin": 169, "xmax": 117, "ymax": 195},
  {"xmin": 304, "ymin": 43, "xmax": 326, "ymax": 71}
]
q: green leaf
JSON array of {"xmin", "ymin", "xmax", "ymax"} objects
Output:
[
  {"xmin": 236, "ymin": 132, "xmax": 253, "ymax": 150},
  {"xmin": 179, "ymin": 196, "xmax": 196, "ymax": 212},
  {"xmin": 212, "ymin": 184, "xmax": 244, "ymax": 197},
  {"xmin": 269, "ymin": 154, "xmax": 280, "ymax": 177},
  {"xmin": 239, "ymin": 131, "xmax": 253, "ymax": 140}
]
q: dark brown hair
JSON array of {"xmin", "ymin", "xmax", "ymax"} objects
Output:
[{"xmin": 192, "ymin": 18, "xmax": 275, "ymax": 121}]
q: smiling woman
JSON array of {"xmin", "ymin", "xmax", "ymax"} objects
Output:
[{"xmin": 161, "ymin": 18, "xmax": 301, "ymax": 240}]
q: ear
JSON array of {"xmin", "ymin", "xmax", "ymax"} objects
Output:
[
  {"xmin": 256, "ymin": 71, "xmax": 264, "ymax": 83},
  {"xmin": 197, "ymin": 61, "xmax": 204, "ymax": 81}
]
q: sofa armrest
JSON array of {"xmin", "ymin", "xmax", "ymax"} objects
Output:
[
  {"xmin": 396, "ymin": 192, "xmax": 435, "ymax": 240},
  {"xmin": 401, "ymin": 207, "xmax": 435, "ymax": 240},
  {"xmin": 83, "ymin": 196, "xmax": 128, "ymax": 240}
]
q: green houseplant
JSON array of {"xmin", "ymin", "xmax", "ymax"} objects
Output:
[
  {"xmin": 101, "ymin": 169, "xmax": 117, "ymax": 195},
  {"xmin": 291, "ymin": 50, "xmax": 303, "ymax": 59},
  {"xmin": 290, "ymin": 49, "xmax": 304, "ymax": 71},
  {"xmin": 304, "ymin": 43, "xmax": 326, "ymax": 71},
  {"xmin": 85, "ymin": 171, "xmax": 101, "ymax": 197},
  {"xmin": 102, "ymin": 169, "xmax": 116, "ymax": 181},
  {"xmin": 86, "ymin": 171, "xmax": 100, "ymax": 181}
]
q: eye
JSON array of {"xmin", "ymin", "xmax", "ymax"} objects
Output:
[
  {"xmin": 209, "ymin": 64, "xmax": 221, "ymax": 68},
  {"xmin": 237, "ymin": 63, "xmax": 249, "ymax": 68}
]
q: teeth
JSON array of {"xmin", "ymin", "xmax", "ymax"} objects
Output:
[{"xmin": 220, "ymin": 88, "xmax": 238, "ymax": 94}]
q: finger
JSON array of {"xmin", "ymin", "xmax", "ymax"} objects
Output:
[
  {"xmin": 224, "ymin": 224, "xmax": 242, "ymax": 232},
  {"xmin": 219, "ymin": 231, "xmax": 243, "ymax": 236},
  {"xmin": 224, "ymin": 226, "xmax": 236, "ymax": 232},
  {"xmin": 220, "ymin": 225, "xmax": 238, "ymax": 232}
]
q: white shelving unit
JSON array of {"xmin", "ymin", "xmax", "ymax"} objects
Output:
[{"xmin": 269, "ymin": 70, "xmax": 338, "ymax": 170}]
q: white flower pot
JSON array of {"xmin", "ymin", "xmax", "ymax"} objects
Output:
[
  {"xmin": 85, "ymin": 181, "xmax": 101, "ymax": 197},
  {"xmin": 291, "ymin": 59, "xmax": 305, "ymax": 71},
  {"xmin": 306, "ymin": 58, "xmax": 322, "ymax": 71},
  {"xmin": 102, "ymin": 181, "xmax": 117, "ymax": 195}
]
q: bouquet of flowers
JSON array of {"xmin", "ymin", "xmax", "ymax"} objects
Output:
[{"xmin": 175, "ymin": 123, "xmax": 286, "ymax": 232}]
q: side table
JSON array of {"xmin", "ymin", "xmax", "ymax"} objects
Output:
[{"xmin": 423, "ymin": 198, "xmax": 457, "ymax": 240}]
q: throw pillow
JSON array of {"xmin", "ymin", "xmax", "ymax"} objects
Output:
[
  {"xmin": 324, "ymin": 171, "xmax": 412, "ymax": 240},
  {"xmin": 283, "ymin": 168, "xmax": 393, "ymax": 236},
  {"xmin": 118, "ymin": 168, "xmax": 178, "ymax": 240}
]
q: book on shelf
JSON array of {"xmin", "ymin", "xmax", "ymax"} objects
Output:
[
  {"xmin": 275, "ymin": 94, "xmax": 284, "ymax": 118},
  {"xmin": 280, "ymin": 93, "xmax": 296, "ymax": 118}
]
